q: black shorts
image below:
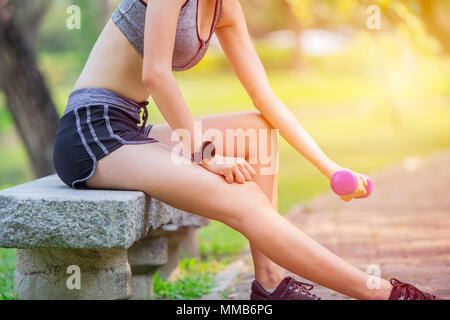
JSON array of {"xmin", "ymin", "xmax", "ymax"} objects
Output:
[{"xmin": 53, "ymin": 87, "xmax": 158, "ymax": 189}]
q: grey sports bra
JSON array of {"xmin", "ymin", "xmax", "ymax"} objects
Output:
[{"xmin": 111, "ymin": 0, "xmax": 223, "ymax": 72}]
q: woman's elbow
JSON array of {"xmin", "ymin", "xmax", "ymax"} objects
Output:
[{"xmin": 142, "ymin": 65, "xmax": 171, "ymax": 89}]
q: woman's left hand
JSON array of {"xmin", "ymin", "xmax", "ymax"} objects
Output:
[
  {"xmin": 335, "ymin": 168, "xmax": 369, "ymax": 202},
  {"xmin": 200, "ymin": 154, "xmax": 257, "ymax": 184}
]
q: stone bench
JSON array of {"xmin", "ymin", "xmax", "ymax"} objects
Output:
[{"xmin": 0, "ymin": 175, "xmax": 209, "ymax": 300}]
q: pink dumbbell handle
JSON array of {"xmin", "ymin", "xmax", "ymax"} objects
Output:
[{"xmin": 356, "ymin": 174, "xmax": 373, "ymax": 198}]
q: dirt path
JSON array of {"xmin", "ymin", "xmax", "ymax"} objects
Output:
[{"xmin": 224, "ymin": 150, "xmax": 450, "ymax": 300}]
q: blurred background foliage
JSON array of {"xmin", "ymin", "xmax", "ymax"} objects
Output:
[{"xmin": 1, "ymin": 0, "xmax": 450, "ymax": 299}]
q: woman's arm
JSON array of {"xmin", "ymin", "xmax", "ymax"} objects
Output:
[
  {"xmin": 142, "ymin": 0, "xmax": 202, "ymax": 153},
  {"xmin": 142, "ymin": 0, "xmax": 255, "ymax": 183},
  {"xmin": 215, "ymin": 0, "xmax": 342, "ymax": 180}
]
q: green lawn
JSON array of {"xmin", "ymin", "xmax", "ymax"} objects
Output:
[
  {"xmin": 0, "ymin": 249, "xmax": 15, "ymax": 300},
  {"xmin": 1, "ymin": 41, "xmax": 450, "ymax": 299}
]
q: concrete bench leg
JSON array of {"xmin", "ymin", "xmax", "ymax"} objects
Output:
[
  {"xmin": 127, "ymin": 228, "xmax": 200, "ymax": 299},
  {"xmin": 13, "ymin": 230, "xmax": 200, "ymax": 300},
  {"xmin": 14, "ymin": 248, "xmax": 131, "ymax": 300},
  {"xmin": 158, "ymin": 227, "xmax": 201, "ymax": 279},
  {"xmin": 127, "ymin": 236, "xmax": 168, "ymax": 300}
]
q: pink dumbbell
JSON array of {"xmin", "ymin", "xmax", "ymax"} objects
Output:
[{"xmin": 330, "ymin": 170, "xmax": 373, "ymax": 198}]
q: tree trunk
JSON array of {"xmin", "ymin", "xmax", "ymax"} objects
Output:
[{"xmin": 0, "ymin": 3, "xmax": 59, "ymax": 178}]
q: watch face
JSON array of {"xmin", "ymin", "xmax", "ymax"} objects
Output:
[{"xmin": 202, "ymin": 141, "xmax": 216, "ymax": 159}]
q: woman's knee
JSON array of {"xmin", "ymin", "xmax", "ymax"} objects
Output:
[
  {"xmin": 220, "ymin": 181, "xmax": 274, "ymax": 231},
  {"xmin": 244, "ymin": 111, "xmax": 272, "ymax": 131}
]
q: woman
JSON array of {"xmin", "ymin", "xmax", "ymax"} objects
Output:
[{"xmin": 53, "ymin": 0, "xmax": 436, "ymax": 300}]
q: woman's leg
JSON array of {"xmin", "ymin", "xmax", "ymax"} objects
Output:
[
  {"xmin": 86, "ymin": 127, "xmax": 392, "ymax": 300},
  {"xmin": 149, "ymin": 111, "xmax": 286, "ymax": 290}
]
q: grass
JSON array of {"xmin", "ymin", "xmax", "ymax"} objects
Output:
[
  {"xmin": 151, "ymin": 222, "xmax": 247, "ymax": 300},
  {"xmin": 198, "ymin": 221, "xmax": 248, "ymax": 263},
  {"xmin": 152, "ymin": 258, "xmax": 224, "ymax": 300},
  {"xmin": 0, "ymin": 249, "xmax": 16, "ymax": 300},
  {"xmin": 0, "ymin": 132, "xmax": 33, "ymax": 189}
]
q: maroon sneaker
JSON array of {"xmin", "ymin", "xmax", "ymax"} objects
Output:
[
  {"xmin": 388, "ymin": 278, "xmax": 437, "ymax": 300},
  {"xmin": 250, "ymin": 276, "xmax": 321, "ymax": 300}
]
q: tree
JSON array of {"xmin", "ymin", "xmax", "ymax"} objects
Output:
[
  {"xmin": 0, "ymin": 0, "xmax": 59, "ymax": 178},
  {"xmin": 285, "ymin": 0, "xmax": 450, "ymax": 55}
]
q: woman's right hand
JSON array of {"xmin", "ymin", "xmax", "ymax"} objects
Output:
[{"xmin": 200, "ymin": 154, "xmax": 257, "ymax": 184}]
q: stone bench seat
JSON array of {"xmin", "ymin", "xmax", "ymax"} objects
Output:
[{"xmin": 0, "ymin": 175, "xmax": 209, "ymax": 300}]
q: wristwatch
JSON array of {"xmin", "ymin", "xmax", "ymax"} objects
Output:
[{"xmin": 191, "ymin": 141, "xmax": 216, "ymax": 164}]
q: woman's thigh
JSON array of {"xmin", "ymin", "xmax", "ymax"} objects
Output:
[
  {"xmin": 148, "ymin": 111, "xmax": 275, "ymax": 161},
  {"xmin": 86, "ymin": 141, "xmax": 272, "ymax": 229}
]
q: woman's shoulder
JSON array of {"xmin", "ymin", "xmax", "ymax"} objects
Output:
[{"xmin": 216, "ymin": 0, "xmax": 244, "ymax": 29}]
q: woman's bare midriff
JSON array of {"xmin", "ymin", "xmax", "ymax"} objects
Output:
[
  {"xmin": 74, "ymin": 0, "xmax": 220, "ymax": 103},
  {"xmin": 74, "ymin": 19, "xmax": 150, "ymax": 103}
]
